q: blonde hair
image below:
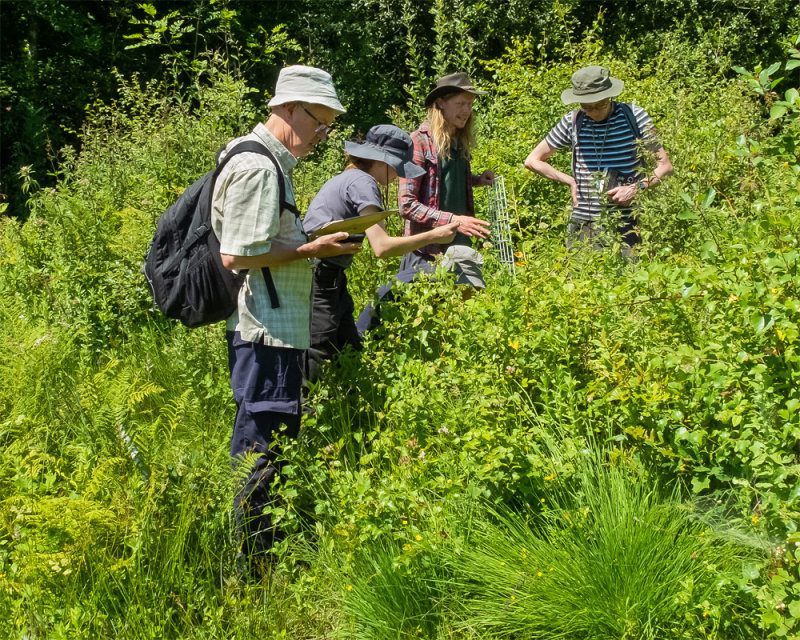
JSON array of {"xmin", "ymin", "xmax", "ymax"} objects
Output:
[{"xmin": 427, "ymin": 95, "xmax": 474, "ymax": 161}]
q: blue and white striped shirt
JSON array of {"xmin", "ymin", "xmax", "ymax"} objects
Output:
[{"xmin": 545, "ymin": 103, "xmax": 660, "ymax": 221}]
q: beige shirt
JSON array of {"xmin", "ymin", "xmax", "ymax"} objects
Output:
[{"xmin": 211, "ymin": 123, "xmax": 312, "ymax": 349}]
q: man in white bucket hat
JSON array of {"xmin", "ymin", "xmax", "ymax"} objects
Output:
[
  {"xmin": 524, "ymin": 65, "xmax": 673, "ymax": 257},
  {"xmin": 211, "ymin": 65, "xmax": 360, "ymax": 571}
]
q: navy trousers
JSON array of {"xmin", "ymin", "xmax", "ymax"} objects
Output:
[{"xmin": 227, "ymin": 331, "xmax": 303, "ymax": 557}]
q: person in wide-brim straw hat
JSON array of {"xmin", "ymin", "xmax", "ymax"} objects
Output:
[
  {"xmin": 524, "ymin": 64, "xmax": 674, "ymax": 259},
  {"xmin": 302, "ymin": 124, "xmax": 459, "ymax": 385}
]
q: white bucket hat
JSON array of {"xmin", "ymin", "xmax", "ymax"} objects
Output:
[
  {"xmin": 268, "ymin": 65, "xmax": 346, "ymax": 114},
  {"xmin": 442, "ymin": 245, "xmax": 486, "ymax": 289}
]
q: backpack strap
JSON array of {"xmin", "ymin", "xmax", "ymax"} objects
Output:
[
  {"xmin": 212, "ymin": 140, "xmax": 302, "ymax": 310},
  {"xmin": 570, "ymin": 109, "xmax": 585, "ymax": 179},
  {"xmin": 617, "ymin": 102, "xmax": 642, "ymax": 139}
]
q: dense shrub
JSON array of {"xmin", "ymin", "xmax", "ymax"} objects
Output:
[{"xmin": 1, "ymin": 32, "xmax": 799, "ymax": 640}]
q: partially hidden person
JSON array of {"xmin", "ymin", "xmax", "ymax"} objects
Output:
[
  {"xmin": 211, "ymin": 65, "xmax": 361, "ymax": 570},
  {"xmin": 354, "ymin": 72, "xmax": 495, "ymax": 334},
  {"xmin": 524, "ymin": 65, "xmax": 673, "ymax": 257},
  {"xmin": 303, "ymin": 125, "xmax": 459, "ymax": 385}
]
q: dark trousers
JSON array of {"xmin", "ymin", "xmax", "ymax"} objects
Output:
[
  {"xmin": 355, "ymin": 251, "xmax": 434, "ymax": 336},
  {"xmin": 227, "ymin": 331, "xmax": 303, "ymax": 557},
  {"xmin": 306, "ymin": 262, "xmax": 362, "ymax": 385},
  {"xmin": 566, "ymin": 217, "xmax": 640, "ymax": 258}
]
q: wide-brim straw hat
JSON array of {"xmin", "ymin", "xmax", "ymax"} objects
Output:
[
  {"xmin": 268, "ymin": 65, "xmax": 346, "ymax": 113},
  {"xmin": 425, "ymin": 72, "xmax": 487, "ymax": 107},
  {"xmin": 344, "ymin": 124, "xmax": 424, "ymax": 179},
  {"xmin": 560, "ymin": 65, "xmax": 624, "ymax": 105}
]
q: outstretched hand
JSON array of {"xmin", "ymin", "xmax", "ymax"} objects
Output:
[
  {"xmin": 429, "ymin": 220, "xmax": 460, "ymax": 244},
  {"xmin": 452, "ymin": 214, "xmax": 491, "ymax": 239},
  {"xmin": 474, "ymin": 170, "xmax": 496, "ymax": 187}
]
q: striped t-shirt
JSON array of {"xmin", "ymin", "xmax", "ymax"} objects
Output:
[{"xmin": 545, "ymin": 102, "xmax": 659, "ymax": 221}]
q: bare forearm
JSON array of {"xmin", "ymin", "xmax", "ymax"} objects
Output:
[
  {"xmin": 524, "ymin": 156, "xmax": 573, "ymax": 186},
  {"xmin": 221, "ymin": 233, "xmax": 360, "ymax": 270},
  {"xmin": 220, "ymin": 241, "xmax": 312, "ymax": 270},
  {"xmin": 643, "ymin": 151, "xmax": 674, "ymax": 188},
  {"xmin": 370, "ymin": 229, "xmax": 442, "ymax": 258}
]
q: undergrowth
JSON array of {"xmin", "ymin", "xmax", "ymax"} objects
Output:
[{"xmin": 1, "ymin": 29, "xmax": 799, "ymax": 640}]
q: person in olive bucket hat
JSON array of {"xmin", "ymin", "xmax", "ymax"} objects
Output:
[
  {"xmin": 302, "ymin": 124, "xmax": 460, "ymax": 385},
  {"xmin": 524, "ymin": 65, "xmax": 673, "ymax": 257}
]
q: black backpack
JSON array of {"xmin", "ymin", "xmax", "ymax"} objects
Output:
[{"xmin": 142, "ymin": 140, "xmax": 299, "ymax": 328}]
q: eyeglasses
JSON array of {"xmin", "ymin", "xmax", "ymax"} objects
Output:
[{"xmin": 302, "ymin": 105, "xmax": 333, "ymax": 137}]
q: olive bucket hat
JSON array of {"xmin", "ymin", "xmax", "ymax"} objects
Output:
[
  {"xmin": 425, "ymin": 71, "xmax": 487, "ymax": 107},
  {"xmin": 344, "ymin": 125, "xmax": 425, "ymax": 179},
  {"xmin": 560, "ymin": 65, "xmax": 624, "ymax": 105}
]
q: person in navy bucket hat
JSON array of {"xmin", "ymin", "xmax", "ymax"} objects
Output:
[{"xmin": 303, "ymin": 125, "xmax": 459, "ymax": 385}]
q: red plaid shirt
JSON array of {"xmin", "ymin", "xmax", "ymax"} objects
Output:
[{"xmin": 398, "ymin": 121, "xmax": 480, "ymax": 256}]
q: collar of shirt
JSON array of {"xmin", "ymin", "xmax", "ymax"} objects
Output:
[{"xmin": 251, "ymin": 122, "xmax": 298, "ymax": 177}]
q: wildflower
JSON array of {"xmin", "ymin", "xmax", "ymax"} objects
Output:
[
  {"xmin": 511, "ymin": 595, "xmax": 516, "ymax": 600},
  {"xmin": 751, "ymin": 516, "xmax": 760, "ymax": 524},
  {"xmin": 540, "ymin": 498, "xmax": 546, "ymax": 504},
  {"xmin": 703, "ymin": 611, "xmax": 709, "ymax": 618},
  {"xmin": 403, "ymin": 543, "xmax": 411, "ymax": 551},
  {"xmin": 500, "ymin": 562, "xmax": 505, "ymax": 566},
  {"xmin": 402, "ymin": 520, "xmax": 408, "ymax": 525},
  {"xmin": 537, "ymin": 571, "xmax": 543, "ymax": 577},
  {"xmin": 347, "ymin": 585, "xmax": 353, "ymax": 591},
  {"xmin": 506, "ymin": 365, "xmax": 516, "ymax": 375},
  {"xmin": 509, "ymin": 339, "xmax": 519, "ymax": 350},
  {"xmin": 415, "ymin": 535, "xmax": 422, "ymax": 541},
  {"xmin": 544, "ymin": 473, "xmax": 555, "ymax": 481},
  {"xmin": 437, "ymin": 426, "xmax": 450, "ymax": 434}
]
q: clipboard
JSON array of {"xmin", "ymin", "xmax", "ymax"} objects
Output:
[{"xmin": 308, "ymin": 209, "xmax": 397, "ymax": 239}]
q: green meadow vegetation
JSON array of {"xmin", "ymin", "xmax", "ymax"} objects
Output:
[{"xmin": 1, "ymin": 3, "xmax": 799, "ymax": 639}]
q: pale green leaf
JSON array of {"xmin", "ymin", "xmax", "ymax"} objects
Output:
[{"xmin": 770, "ymin": 105, "xmax": 788, "ymax": 119}]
